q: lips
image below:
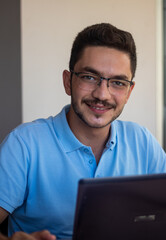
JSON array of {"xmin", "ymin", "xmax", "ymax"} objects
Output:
[
  {"xmin": 85, "ymin": 100, "xmax": 116, "ymax": 114},
  {"xmin": 89, "ymin": 106, "xmax": 109, "ymax": 114},
  {"xmin": 85, "ymin": 99, "xmax": 115, "ymax": 107}
]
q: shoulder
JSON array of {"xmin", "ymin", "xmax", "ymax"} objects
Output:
[
  {"xmin": 1, "ymin": 106, "xmax": 69, "ymax": 148},
  {"xmin": 111, "ymin": 121, "xmax": 166, "ymax": 174},
  {"xmin": 114, "ymin": 120, "xmax": 150, "ymax": 136},
  {"xmin": 113, "ymin": 120, "xmax": 158, "ymax": 146},
  {"xmin": 11, "ymin": 116, "xmax": 55, "ymax": 138},
  {"xmin": 0, "ymin": 117, "xmax": 55, "ymax": 152},
  {"xmin": 114, "ymin": 120, "xmax": 165, "ymax": 155}
]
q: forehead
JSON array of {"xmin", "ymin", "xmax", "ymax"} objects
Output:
[{"xmin": 74, "ymin": 46, "xmax": 132, "ymax": 79}]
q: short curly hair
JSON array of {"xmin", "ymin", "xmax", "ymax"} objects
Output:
[{"xmin": 69, "ymin": 23, "xmax": 137, "ymax": 79}]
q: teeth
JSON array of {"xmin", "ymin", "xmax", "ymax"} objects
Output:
[{"xmin": 92, "ymin": 106, "xmax": 105, "ymax": 110}]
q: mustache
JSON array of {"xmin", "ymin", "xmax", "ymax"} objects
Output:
[{"xmin": 83, "ymin": 99, "xmax": 116, "ymax": 109}]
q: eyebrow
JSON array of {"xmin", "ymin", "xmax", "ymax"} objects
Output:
[{"xmin": 81, "ymin": 66, "xmax": 130, "ymax": 81}]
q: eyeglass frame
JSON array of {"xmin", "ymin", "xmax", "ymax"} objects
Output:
[{"xmin": 70, "ymin": 70, "xmax": 134, "ymax": 88}]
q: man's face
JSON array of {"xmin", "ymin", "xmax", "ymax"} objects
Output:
[{"xmin": 63, "ymin": 46, "xmax": 135, "ymax": 129}]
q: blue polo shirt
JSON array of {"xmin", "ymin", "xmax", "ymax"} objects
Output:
[{"xmin": 0, "ymin": 105, "xmax": 166, "ymax": 239}]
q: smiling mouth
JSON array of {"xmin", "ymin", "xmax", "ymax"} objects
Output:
[
  {"xmin": 85, "ymin": 100, "xmax": 116, "ymax": 113},
  {"xmin": 91, "ymin": 106, "xmax": 107, "ymax": 110}
]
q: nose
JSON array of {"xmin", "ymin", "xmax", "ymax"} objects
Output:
[{"xmin": 92, "ymin": 79, "xmax": 111, "ymax": 100}]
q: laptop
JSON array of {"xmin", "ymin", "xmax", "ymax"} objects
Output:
[{"xmin": 72, "ymin": 173, "xmax": 166, "ymax": 240}]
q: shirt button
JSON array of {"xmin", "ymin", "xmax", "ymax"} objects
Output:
[
  {"xmin": 89, "ymin": 159, "xmax": 93, "ymax": 164},
  {"xmin": 84, "ymin": 148, "xmax": 89, "ymax": 153}
]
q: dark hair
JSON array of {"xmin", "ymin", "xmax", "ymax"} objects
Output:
[{"xmin": 69, "ymin": 23, "xmax": 137, "ymax": 79}]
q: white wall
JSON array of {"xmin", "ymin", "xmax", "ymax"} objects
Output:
[{"xmin": 21, "ymin": 0, "xmax": 163, "ymax": 145}]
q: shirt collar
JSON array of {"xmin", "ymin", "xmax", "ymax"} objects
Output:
[
  {"xmin": 105, "ymin": 120, "xmax": 117, "ymax": 150},
  {"xmin": 53, "ymin": 105, "xmax": 117, "ymax": 152},
  {"xmin": 53, "ymin": 105, "xmax": 84, "ymax": 152}
]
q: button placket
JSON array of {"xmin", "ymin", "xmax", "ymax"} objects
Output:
[{"xmin": 82, "ymin": 147, "xmax": 96, "ymax": 172}]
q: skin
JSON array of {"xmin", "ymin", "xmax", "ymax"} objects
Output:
[
  {"xmin": 63, "ymin": 46, "xmax": 135, "ymax": 162},
  {"xmin": 0, "ymin": 46, "xmax": 135, "ymax": 240},
  {"xmin": 0, "ymin": 231, "xmax": 56, "ymax": 240},
  {"xmin": 0, "ymin": 207, "xmax": 56, "ymax": 240}
]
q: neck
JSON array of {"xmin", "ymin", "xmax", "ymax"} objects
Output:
[{"xmin": 66, "ymin": 108, "xmax": 111, "ymax": 163}]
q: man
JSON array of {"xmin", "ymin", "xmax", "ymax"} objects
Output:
[{"xmin": 0, "ymin": 23, "xmax": 166, "ymax": 240}]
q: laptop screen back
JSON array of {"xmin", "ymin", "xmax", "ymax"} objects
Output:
[{"xmin": 73, "ymin": 174, "xmax": 166, "ymax": 240}]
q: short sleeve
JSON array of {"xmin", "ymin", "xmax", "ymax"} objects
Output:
[{"xmin": 0, "ymin": 130, "xmax": 29, "ymax": 213}]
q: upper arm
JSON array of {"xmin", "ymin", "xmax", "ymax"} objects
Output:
[
  {"xmin": 0, "ymin": 131, "xmax": 29, "ymax": 214},
  {"xmin": 0, "ymin": 207, "xmax": 9, "ymax": 224}
]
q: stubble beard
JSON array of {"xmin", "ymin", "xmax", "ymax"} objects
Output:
[{"xmin": 71, "ymin": 95, "xmax": 124, "ymax": 129}]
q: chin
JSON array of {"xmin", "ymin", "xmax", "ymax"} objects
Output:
[{"xmin": 82, "ymin": 117, "xmax": 113, "ymax": 129}]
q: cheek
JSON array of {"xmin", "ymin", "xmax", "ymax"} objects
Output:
[
  {"xmin": 71, "ymin": 86, "xmax": 84, "ymax": 103},
  {"xmin": 114, "ymin": 94, "xmax": 128, "ymax": 106},
  {"xmin": 72, "ymin": 79, "xmax": 82, "ymax": 94},
  {"xmin": 118, "ymin": 88, "xmax": 133, "ymax": 104},
  {"xmin": 72, "ymin": 85, "xmax": 90, "ymax": 100}
]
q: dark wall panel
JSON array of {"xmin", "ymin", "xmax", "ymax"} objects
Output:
[{"xmin": 0, "ymin": 0, "xmax": 22, "ymax": 143}]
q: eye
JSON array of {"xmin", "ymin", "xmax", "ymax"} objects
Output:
[
  {"xmin": 110, "ymin": 79, "xmax": 128, "ymax": 88},
  {"xmin": 84, "ymin": 75, "xmax": 95, "ymax": 80},
  {"xmin": 80, "ymin": 73, "xmax": 97, "ymax": 82}
]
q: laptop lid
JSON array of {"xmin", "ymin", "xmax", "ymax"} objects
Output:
[{"xmin": 72, "ymin": 174, "xmax": 166, "ymax": 240}]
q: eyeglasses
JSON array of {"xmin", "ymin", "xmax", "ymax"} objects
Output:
[{"xmin": 71, "ymin": 71, "xmax": 134, "ymax": 94}]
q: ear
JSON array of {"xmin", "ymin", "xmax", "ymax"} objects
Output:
[
  {"xmin": 63, "ymin": 70, "xmax": 72, "ymax": 96},
  {"xmin": 125, "ymin": 81, "xmax": 135, "ymax": 104}
]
